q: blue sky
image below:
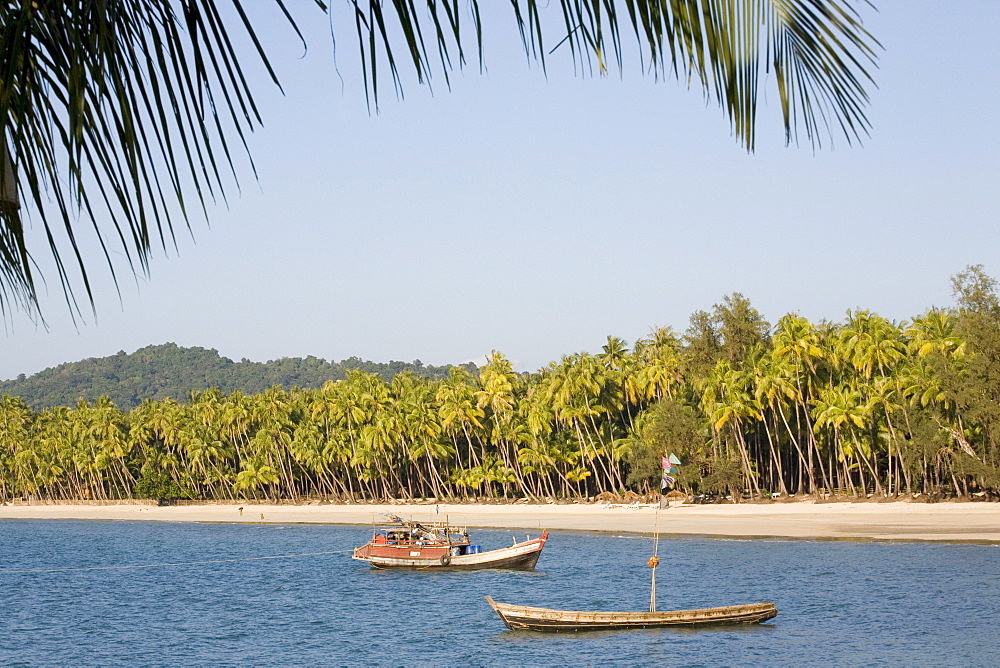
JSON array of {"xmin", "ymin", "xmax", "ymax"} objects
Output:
[{"xmin": 3, "ymin": 1, "xmax": 999, "ymax": 381}]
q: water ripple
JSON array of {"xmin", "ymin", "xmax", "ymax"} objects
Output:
[{"xmin": 0, "ymin": 520, "xmax": 998, "ymax": 666}]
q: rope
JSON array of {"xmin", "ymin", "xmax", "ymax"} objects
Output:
[{"xmin": 0, "ymin": 549, "xmax": 357, "ymax": 574}]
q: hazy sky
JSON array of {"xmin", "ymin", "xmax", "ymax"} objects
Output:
[{"xmin": 3, "ymin": 1, "xmax": 998, "ymax": 381}]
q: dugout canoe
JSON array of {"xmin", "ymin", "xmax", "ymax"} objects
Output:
[{"xmin": 484, "ymin": 596, "xmax": 777, "ymax": 632}]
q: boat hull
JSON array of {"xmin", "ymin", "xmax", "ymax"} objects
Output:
[
  {"xmin": 485, "ymin": 596, "xmax": 777, "ymax": 632},
  {"xmin": 353, "ymin": 534, "xmax": 546, "ymax": 570}
]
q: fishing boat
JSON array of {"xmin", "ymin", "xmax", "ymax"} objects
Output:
[
  {"xmin": 352, "ymin": 514, "xmax": 547, "ymax": 570},
  {"xmin": 485, "ymin": 454, "xmax": 778, "ymax": 632},
  {"xmin": 485, "ymin": 597, "xmax": 777, "ymax": 632}
]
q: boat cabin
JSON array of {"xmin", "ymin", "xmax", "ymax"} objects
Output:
[{"xmin": 365, "ymin": 519, "xmax": 482, "ymax": 557}]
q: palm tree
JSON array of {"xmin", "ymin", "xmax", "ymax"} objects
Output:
[
  {"xmin": 811, "ymin": 379, "xmax": 883, "ymax": 497},
  {"xmin": 476, "ymin": 350, "xmax": 519, "ymax": 489},
  {"xmin": 702, "ymin": 360, "xmax": 762, "ymax": 499},
  {"xmin": 77, "ymin": 396, "xmax": 134, "ymax": 499},
  {"xmin": 748, "ymin": 349, "xmax": 792, "ymax": 496},
  {"xmin": 599, "ymin": 336, "xmax": 629, "ymax": 371},
  {"xmin": 234, "ymin": 457, "xmax": 280, "ymax": 501},
  {"xmin": 1, "ymin": 1, "xmax": 879, "ymax": 316},
  {"xmin": 0, "ymin": 395, "xmax": 33, "ymax": 499},
  {"xmin": 772, "ymin": 313, "xmax": 832, "ymax": 495},
  {"xmin": 900, "ymin": 310, "xmax": 973, "ymax": 495},
  {"xmin": 436, "ymin": 367, "xmax": 485, "ymax": 469},
  {"xmin": 840, "ymin": 310, "xmax": 907, "ymax": 381}
]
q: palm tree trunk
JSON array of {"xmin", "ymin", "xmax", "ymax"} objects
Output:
[
  {"xmin": 778, "ymin": 403, "xmax": 812, "ymax": 494},
  {"xmin": 763, "ymin": 416, "xmax": 788, "ymax": 496}
]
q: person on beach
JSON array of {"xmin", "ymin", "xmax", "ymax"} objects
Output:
[{"xmin": 239, "ymin": 506, "xmax": 243, "ymax": 517}]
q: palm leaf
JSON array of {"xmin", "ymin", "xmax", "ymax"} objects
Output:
[
  {"xmin": 0, "ymin": 0, "xmax": 878, "ymax": 318},
  {"xmin": 349, "ymin": 1, "xmax": 877, "ymax": 145},
  {"xmin": 0, "ymin": 0, "xmax": 310, "ymax": 319}
]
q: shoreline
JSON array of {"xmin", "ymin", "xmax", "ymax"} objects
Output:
[{"xmin": 2, "ymin": 500, "xmax": 999, "ymax": 543}]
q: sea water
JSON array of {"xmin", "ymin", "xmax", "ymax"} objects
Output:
[{"xmin": 1, "ymin": 519, "xmax": 998, "ymax": 666}]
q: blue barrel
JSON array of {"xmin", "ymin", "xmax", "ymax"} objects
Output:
[{"xmin": 468, "ymin": 545, "xmax": 480, "ymax": 554}]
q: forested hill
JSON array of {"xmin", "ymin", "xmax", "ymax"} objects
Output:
[{"xmin": 0, "ymin": 343, "xmax": 477, "ymax": 410}]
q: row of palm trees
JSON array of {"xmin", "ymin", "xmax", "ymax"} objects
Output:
[
  {"xmin": 1, "ymin": 307, "xmax": 996, "ymax": 503},
  {"xmin": 701, "ymin": 309, "xmax": 982, "ymax": 499}
]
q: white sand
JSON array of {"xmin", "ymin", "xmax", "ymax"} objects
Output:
[{"xmin": 2, "ymin": 500, "xmax": 999, "ymax": 542}]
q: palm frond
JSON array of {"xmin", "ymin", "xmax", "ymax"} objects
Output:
[
  {"xmin": 349, "ymin": 1, "xmax": 878, "ymax": 148},
  {"xmin": 0, "ymin": 0, "xmax": 878, "ymax": 319},
  {"xmin": 0, "ymin": 0, "xmax": 308, "ymax": 319}
]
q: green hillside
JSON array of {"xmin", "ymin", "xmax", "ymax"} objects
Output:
[{"xmin": 0, "ymin": 343, "xmax": 476, "ymax": 410}]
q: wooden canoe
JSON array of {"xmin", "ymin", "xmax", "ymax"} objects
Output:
[{"xmin": 485, "ymin": 596, "xmax": 777, "ymax": 632}]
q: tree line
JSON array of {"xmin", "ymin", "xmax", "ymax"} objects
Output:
[
  {"xmin": 2, "ymin": 266, "xmax": 999, "ymax": 504},
  {"xmin": 0, "ymin": 343, "xmax": 476, "ymax": 411}
]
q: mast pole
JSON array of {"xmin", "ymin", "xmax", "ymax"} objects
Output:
[
  {"xmin": 650, "ymin": 452, "xmax": 679, "ymax": 613},
  {"xmin": 649, "ymin": 560, "xmax": 657, "ymax": 613},
  {"xmin": 649, "ymin": 498, "xmax": 661, "ymax": 613}
]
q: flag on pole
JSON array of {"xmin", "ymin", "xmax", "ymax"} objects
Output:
[
  {"xmin": 662, "ymin": 454, "xmax": 681, "ymax": 475},
  {"xmin": 660, "ymin": 453, "xmax": 682, "ymax": 492},
  {"xmin": 660, "ymin": 453, "xmax": 682, "ymax": 510},
  {"xmin": 660, "ymin": 454, "xmax": 682, "ymax": 508}
]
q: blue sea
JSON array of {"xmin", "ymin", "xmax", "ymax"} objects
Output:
[{"xmin": 1, "ymin": 519, "xmax": 998, "ymax": 666}]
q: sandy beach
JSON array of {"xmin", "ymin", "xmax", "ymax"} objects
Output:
[{"xmin": 2, "ymin": 500, "xmax": 999, "ymax": 543}]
